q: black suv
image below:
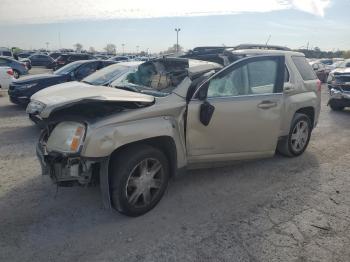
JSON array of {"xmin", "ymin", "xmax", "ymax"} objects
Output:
[{"xmin": 53, "ymin": 53, "xmax": 95, "ymax": 69}]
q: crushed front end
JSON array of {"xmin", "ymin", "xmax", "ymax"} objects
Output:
[
  {"xmin": 328, "ymin": 73, "xmax": 350, "ymax": 108},
  {"xmin": 36, "ymin": 122, "xmax": 102, "ymax": 186}
]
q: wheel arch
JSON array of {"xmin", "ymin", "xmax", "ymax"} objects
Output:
[
  {"xmin": 109, "ymin": 136, "xmax": 178, "ymax": 178},
  {"xmin": 295, "ymin": 106, "xmax": 315, "ymax": 128}
]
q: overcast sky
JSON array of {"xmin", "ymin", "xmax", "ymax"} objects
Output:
[{"xmin": 0, "ymin": 0, "xmax": 348, "ymax": 52}]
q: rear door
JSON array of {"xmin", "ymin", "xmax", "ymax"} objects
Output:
[{"xmin": 186, "ymin": 55, "xmax": 285, "ymax": 163}]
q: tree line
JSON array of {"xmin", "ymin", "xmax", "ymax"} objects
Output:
[{"xmin": 295, "ymin": 47, "xmax": 350, "ymax": 59}]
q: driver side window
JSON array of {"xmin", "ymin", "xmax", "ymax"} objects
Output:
[{"xmin": 207, "ymin": 59, "xmax": 279, "ymax": 98}]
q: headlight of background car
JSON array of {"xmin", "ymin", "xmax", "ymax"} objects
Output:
[
  {"xmin": 26, "ymin": 100, "xmax": 46, "ymax": 114},
  {"xmin": 46, "ymin": 122, "xmax": 86, "ymax": 153}
]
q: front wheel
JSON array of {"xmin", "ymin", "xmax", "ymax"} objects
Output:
[
  {"xmin": 277, "ymin": 113, "xmax": 312, "ymax": 157},
  {"xmin": 110, "ymin": 145, "xmax": 170, "ymax": 217}
]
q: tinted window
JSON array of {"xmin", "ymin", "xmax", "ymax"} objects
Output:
[
  {"xmin": 54, "ymin": 61, "xmax": 86, "ymax": 74},
  {"xmin": 292, "ymin": 56, "xmax": 317, "ymax": 81},
  {"xmin": 2, "ymin": 51, "xmax": 12, "ymax": 57},
  {"xmin": 207, "ymin": 58, "xmax": 278, "ymax": 97},
  {"xmin": 75, "ymin": 62, "xmax": 98, "ymax": 79}
]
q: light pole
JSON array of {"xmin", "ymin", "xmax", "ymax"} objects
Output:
[
  {"xmin": 45, "ymin": 42, "xmax": 49, "ymax": 51},
  {"xmin": 122, "ymin": 43, "xmax": 125, "ymax": 55},
  {"xmin": 136, "ymin": 45, "xmax": 139, "ymax": 54},
  {"xmin": 175, "ymin": 28, "xmax": 181, "ymax": 53}
]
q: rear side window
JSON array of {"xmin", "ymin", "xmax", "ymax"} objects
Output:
[{"xmin": 292, "ymin": 56, "xmax": 317, "ymax": 81}]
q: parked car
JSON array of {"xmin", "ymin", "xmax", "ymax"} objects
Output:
[
  {"xmin": 30, "ymin": 46, "xmax": 321, "ymax": 217},
  {"xmin": 0, "ymin": 47, "xmax": 13, "ymax": 58},
  {"xmin": 49, "ymin": 52, "xmax": 62, "ymax": 60},
  {"xmin": 319, "ymin": 59, "xmax": 333, "ymax": 66},
  {"xmin": 309, "ymin": 61, "xmax": 330, "ymax": 83},
  {"xmin": 94, "ymin": 54, "xmax": 109, "ymax": 60},
  {"xmin": 108, "ymin": 56, "xmax": 130, "ymax": 62},
  {"xmin": 0, "ymin": 56, "xmax": 28, "ymax": 79},
  {"xmin": 28, "ymin": 54, "xmax": 55, "ymax": 68},
  {"xmin": 0, "ymin": 67, "xmax": 14, "ymax": 90},
  {"xmin": 8, "ymin": 60, "xmax": 115, "ymax": 105},
  {"xmin": 327, "ymin": 59, "xmax": 350, "ymax": 111},
  {"xmin": 53, "ymin": 53, "xmax": 95, "ymax": 69}
]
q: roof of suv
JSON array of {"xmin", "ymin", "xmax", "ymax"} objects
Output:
[{"xmin": 228, "ymin": 49, "xmax": 305, "ymax": 57}]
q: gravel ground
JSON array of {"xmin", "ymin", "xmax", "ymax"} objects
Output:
[{"xmin": 1, "ymin": 74, "xmax": 350, "ymax": 261}]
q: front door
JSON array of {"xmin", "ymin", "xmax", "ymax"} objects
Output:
[{"xmin": 186, "ymin": 55, "xmax": 285, "ymax": 163}]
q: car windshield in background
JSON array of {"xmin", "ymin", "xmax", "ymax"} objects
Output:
[
  {"xmin": 54, "ymin": 61, "xmax": 86, "ymax": 75},
  {"xmin": 82, "ymin": 64, "xmax": 134, "ymax": 85}
]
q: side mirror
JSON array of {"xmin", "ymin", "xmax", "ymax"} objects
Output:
[{"xmin": 200, "ymin": 101, "xmax": 215, "ymax": 126}]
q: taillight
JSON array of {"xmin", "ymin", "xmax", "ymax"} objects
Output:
[
  {"xmin": 316, "ymin": 80, "xmax": 322, "ymax": 92},
  {"xmin": 6, "ymin": 69, "xmax": 13, "ymax": 76}
]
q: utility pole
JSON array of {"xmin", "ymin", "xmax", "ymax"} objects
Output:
[
  {"xmin": 122, "ymin": 43, "xmax": 125, "ymax": 55},
  {"xmin": 175, "ymin": 28, "xmax": 181, "ymax": 53},
  {"xmin": 45, "ymin": 42, "xmax": 49, "ymax": 51},
  {"xmin": 136, "ymin": 45, "xmax": 139, "ymax": 54},
  {"xmin": 58, "ymin": 32, "xmax": 62, "ymax": 50},
  {"xmin": 265, "ymin": 35, "xmax": 271, "ymax": 46}
]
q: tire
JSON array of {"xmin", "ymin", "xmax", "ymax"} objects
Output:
[
  {"xmin": 13, "ymin": 69, "xmax": 20, "ymax": 79},
  {"xmin": 110, "ymin": 145, "xmax": 170, "ymax": 217},
  {"xmin": 330, "ymin": 104, "xmax": 344, "ymax": 111},
  {"xmin": 277, "ymin": 113, "xmax": 312, "ymax": 157}
]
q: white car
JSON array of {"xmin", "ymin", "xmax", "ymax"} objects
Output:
[{"xmin": 0, "ymin": 66, "xmax": 14, "ymax": 90}]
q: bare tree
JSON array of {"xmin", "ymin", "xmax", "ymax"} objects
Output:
[
  {"xmin": 160, "ymin": 44, "xmax": 184, "ymax": 55},
  {"xmin": 104, "ymin": 44, "xmax": 116, "ymax": 55},
  {"xmin": 74, "ymin": 43, "xmax": 83, "ymax": 52},
  {"xmin": 88, "ymin": 46, "xmax": 96, "ymax": 53}
]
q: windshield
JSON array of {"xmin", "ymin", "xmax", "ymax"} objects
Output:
[
  {"xmin": 54, "ymin": 61, "xmax": 86, "ymax": 75},
  {"xmin": 82, "ymin": 64, "xmax": 133, "ymax": 85},
  {"xmin": 110, "ymin": 60, "xmax": 189, "ymax": 97}
]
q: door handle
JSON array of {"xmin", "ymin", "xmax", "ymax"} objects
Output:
[{"xmin": 257, "ymin": 101, "xmax": 277, "ymax": 109}]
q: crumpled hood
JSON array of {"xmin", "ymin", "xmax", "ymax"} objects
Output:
[
  {"xmin": 14, "ymin": 73, "xmax": 62, "ymax": 83},
  {"xmin": 31, "ymin": 81, "xmax": 155, "ymax": 118}
]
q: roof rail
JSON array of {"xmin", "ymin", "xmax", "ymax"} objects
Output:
[
  {"xmin": 231, "ymin": 44, "xmax": 291, "ymax": 51},
  {"xmin": 192, "ymin": 46, "xmax": 236, "ymax": 52}
]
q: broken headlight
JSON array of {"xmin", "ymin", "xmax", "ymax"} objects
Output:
[
  {"xmin": 26, "ymin": 100, "xmax": 46, "ymax": 115},
  {"xmin": 46, "ymin": 122, "xmax": 86, "ymax": 154}
]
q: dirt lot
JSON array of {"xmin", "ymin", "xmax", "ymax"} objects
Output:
[{"xmin": 1, "ymin": 73, "xmax": 350, "ymax": 261}]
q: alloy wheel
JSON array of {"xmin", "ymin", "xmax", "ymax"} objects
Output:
[
  {"xmin": 125, "ymin": 158, "xmax": 164, "ymax": 208},
  {"xmin": 291, "ymin": 120, "xmax": 309, "ymax": 153}
]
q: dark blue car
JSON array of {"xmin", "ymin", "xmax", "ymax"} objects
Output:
[
  {"xmin": 28, "ymin": 54, "xmax": 55, "ymax": 68},
  {"xmin": 8, "ymin": 60, "xmax": 115, "ymax": 105},
  {"xmin": 0, "ymin": 56, "xmax": 28, "ymax": 78}
]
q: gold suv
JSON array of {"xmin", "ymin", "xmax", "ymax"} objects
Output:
[{"xmin": 32, "ymin": 47, "xmax": 321, "ymax": 216}]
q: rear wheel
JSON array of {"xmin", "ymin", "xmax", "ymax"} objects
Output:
[
  {"xmin": 110, "ymin": 145, "xmax": 170, "ymax": 217},
  {"xmin": 277, "ymin": 113, "xmax": 312, "ymax": 157}
]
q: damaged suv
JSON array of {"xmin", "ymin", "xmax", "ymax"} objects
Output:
[{"xmin": 33, "ymin": 48, "xmax": 321, "ymax": 216}]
